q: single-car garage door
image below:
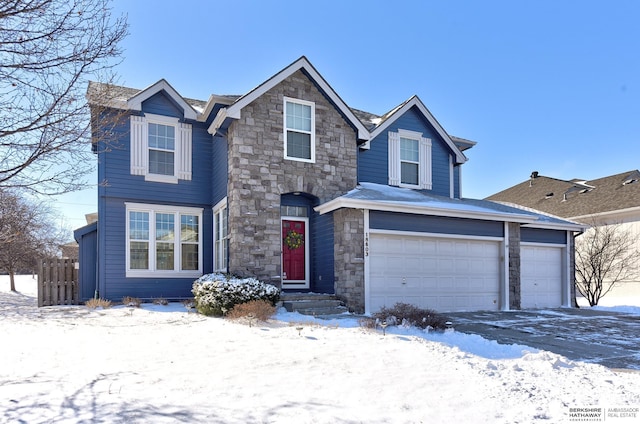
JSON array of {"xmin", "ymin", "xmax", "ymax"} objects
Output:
[
  {"xmin": 369, "ymin": 233, "xmax": 501, "ymax": 313},
  {"xmin": 521, "ymin": 245, "xmax": 563, "ymax": 308}
]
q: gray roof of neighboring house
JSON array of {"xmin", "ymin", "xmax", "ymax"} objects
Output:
[
  {"xmin": 486, "ymin": 170, "xmax": 640, "ymax": 219},
  {"xmin": 87, "ymin": 81, "xmax": 476, "ymax": 146}
]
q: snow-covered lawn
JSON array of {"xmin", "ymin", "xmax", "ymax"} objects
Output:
[{"xmin": 1, "ymin": 276, "xmax": 639, "ymax": 423}]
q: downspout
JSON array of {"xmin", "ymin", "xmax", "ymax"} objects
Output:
[{"xmin": 94, "ymin": 225, "xmax": 99, "ymax": 299}]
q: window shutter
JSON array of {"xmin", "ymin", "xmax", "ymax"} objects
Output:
[
  {"xmin": 177, "ymin": 122, "xmax": 192, "ymax": 180},
  {"xmin": 388, "ymin": 131, "xmax": 400, "ymax": 186},
  {"xmin": 420, "ymin": 137, "xmax": 432, "ymax": 189},
  {"xmin": 130, "ymin": 116, "xmax": 147, "ymax": 176}
]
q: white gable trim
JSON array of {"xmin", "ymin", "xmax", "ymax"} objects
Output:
[
  {"xmin": 127, "ymin": 79, "xmax": 198, "ymax": 121},
  {"xmin": 208, "ymin": 56, "xmax": 370, "ymax": 141},
  {"xmin": 370, "ymin": 96, "xmax": 467, "ymax": 164}
]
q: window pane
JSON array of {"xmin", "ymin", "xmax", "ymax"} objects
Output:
[
  {"xmin": 148, "ymin": 123, "xmax": 175, "ymax": 150},
  {"xmin": 286, "ymin": 101, "xmax": 311, "ymax": 131},
  {"xmin": 156, "ymin": 243, "xmax": 174, "ymax": 270},
  {"xmin": 130, "ymin": 241, "xmax": 149, "ymax": 269},
  {"xmin": 129, "ymin": 211, "xmax": 149, "ymax": 240},
  {"xmin": 181, "ymin": 215, "xmax": 199, "ymax": 242},
  {"xmin": 401, "ymin": 162, "xmax": 419, "ymax": 185},
  {"xmin": 287, "ymin": 131, "xmax": 311, "ymax": 159},
  {"xmin": 156, "ymin": 213, "xmax": 175, "ymax": 241},
  {"xmin": 182, "ymin": 244, "xmax": 199, "ymax": 270},
  {"xmin": 149, "ymin": 150, "xmax": 175, "ymax": 176},
  {"xmin": 400, "ymin": 138, "xmax": 419, "ymax": 162}
]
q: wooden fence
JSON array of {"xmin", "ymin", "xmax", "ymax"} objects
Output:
[{"xmin": 38, "ymin": 258, "xmax": 80, "ymax": 307}]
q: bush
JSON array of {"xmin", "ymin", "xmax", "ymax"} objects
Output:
[
  {"xmin": 372, "ymin": 302, "xmax": 449, "ymax": 330},
  {"xmin": 192, "ymin": 273, "xmax": 280, "ymax": 316},
  {"xmin": 85, "ymin": 298, "xmax": 112, "ymax": 309},
  {"xmin": 226, "ymin": 300, "xmax": 276, "ymax": 321},
  {"xmin": 122, "ymin": 296, "xmax": 142, "ymax": 307},
  {"xmin": 152, "ymin": 298, "xmax": 169, "ymax": 306}
]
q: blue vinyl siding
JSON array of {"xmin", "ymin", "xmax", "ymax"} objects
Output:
[
  {"xmin": 521, "ymin": 228, "xmax": 567, "ymax": 244},
  {"xmin": 141, "ymin": 92, "xmax": 186, "ymax": 118},
  {"xmin": 96, "ymin": 92, "xmax": 217, "ymax": 300},
  {"xmin": 100, "ymin": 197, "xmax": 212, "ymax": 300},
  {"xmin": 370, "ymin": 211, "xmax": 504, "ymax": 238},
  {"xmin": 358, "ymin": 106, "xmax": 457, "ymax": 197},
  {"xmin": 212, "ymin": 134, "xmax": 228, "ymax": 205},
  {"xmin": 74, "ymin": 222, "xmax": 98, "ymax": 301},
  {"xmin": 453, "ymin": 165, "xmax": 461, "ymax": 198},
  {"xmin": 313, "ymin": 212, "xmax": 334, "ymax": 294},
  {"xmin": 100, "ymin": 113, "xmax": 213, "ymax": 206}
]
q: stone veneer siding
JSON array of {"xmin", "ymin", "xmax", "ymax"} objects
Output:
[
  {"xmin": 333, "ymin": 209, "xmax": 365, "ymax": 313},
  {"xmin": 225, "ymin": 70, "xmax": 358, "ymax": 286},
  {"xmin": 508, "ymin": 222, "xmax": 521, "ymax": 309}
]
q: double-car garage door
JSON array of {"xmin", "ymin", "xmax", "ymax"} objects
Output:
[
  {"xmin": 369, "ymin": 233, "xmax": 501, "ymax": 312},
  {"xmin": 369, "ymin": 233, "xmax": 564, "ymax": 312}
]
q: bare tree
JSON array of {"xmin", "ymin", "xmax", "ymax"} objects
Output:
[
  {"xmin": 0, "ymin": 189, "xmax": 66, "ymax": 291},
  {"xmin": 0, "ymin": 0, "xmax": 128, "ymax": 194},
  {"xmin": 575, "ymin": 222, "xmax": 639, "ymax": 306}
]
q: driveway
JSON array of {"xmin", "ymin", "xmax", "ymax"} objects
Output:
[{"xmin": 446, "ymin": 308, "xmax": 640, "ymax": 370}]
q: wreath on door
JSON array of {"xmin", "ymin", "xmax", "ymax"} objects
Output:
[{"xmin": 284, "ymin": 230, "xmax": 304, "ymax": 250}]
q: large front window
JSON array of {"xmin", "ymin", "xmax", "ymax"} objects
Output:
[
  {"xmin": 126, "ymin": 203, "xmax": 202, "ymax": 277},
  {"xmin": 284, "ymin": 97, "xmax": 315, "ymax": 162}
]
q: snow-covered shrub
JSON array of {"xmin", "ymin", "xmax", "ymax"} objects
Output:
[
  {"xmin": 192, "ymin": 273, "xmax": 280, "ymax": 316},
  {"xmin": 372, "ymin": 302, "xmax": 448, "ymax": 330}
]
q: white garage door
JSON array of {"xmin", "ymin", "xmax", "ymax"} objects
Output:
[
  {"xmin": 369, "ymin": 233, "xmax": 501, "ymax": 313},
  {"xmin": 521, "ymin": 245, "xmax": 563, "ymax": 308}
]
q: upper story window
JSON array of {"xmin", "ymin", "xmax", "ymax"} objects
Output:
[
  {"xmin": 130, "ymin": 114, "xmax": 192, "ymax": 183},
  {"xmin": 148, "ymin": 122, "xmax": 175, "ymax": 176},
  {"xmin": 388, "ymin": 129, "xmax": 432, "ymax": 189},
  {"xmin": 126, "ymin": 203, "xmax": 202, "ymax": 278},
  {"xmin": 284, "ymin": 97, "xmax": 315, "ymax": 163}
]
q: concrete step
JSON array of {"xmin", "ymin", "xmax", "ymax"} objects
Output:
[{"xmin": 280, "ymin": 294, "xmax": 348, "ymax": 316}]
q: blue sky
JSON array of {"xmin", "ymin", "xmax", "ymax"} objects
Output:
[{"xmin": 57, "ymin": 0, "xmax": 640, "ymax": 236}]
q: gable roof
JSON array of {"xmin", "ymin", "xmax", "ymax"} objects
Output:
[
  {"xmin": 316, "ymin": 182, "xmax": 584, "ymax": 231},
  {"xmin": 486, "ymin": 170, "xmax": 640, "ymax": 219},
  {"xmin": 87, "ymin": 80, "xmax": 207, "ymax": 120},
  {"xmin": 208, "ymin": 56, "xmax": 370, "ymax": 141},
  {"xmin": 363, "ymin": 96, "xmax": 467, "ymax": 164}
]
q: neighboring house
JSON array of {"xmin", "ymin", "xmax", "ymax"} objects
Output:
[
  {"xmin": 487, "ymin": 170, "xmax": 640, "ymax": 299},
  {"xmin": 76, "ymin": 56, "xmax": 584, "ymax": 313}
]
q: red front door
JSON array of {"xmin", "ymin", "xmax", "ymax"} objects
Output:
[{"xmin": 282, "ymin": 219, "xmax": 308, "ymax": 287}]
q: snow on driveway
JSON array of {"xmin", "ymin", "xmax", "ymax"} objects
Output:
[{"xmin": 1, "ymin": 276, "xmax": 639, "ymax": 423}]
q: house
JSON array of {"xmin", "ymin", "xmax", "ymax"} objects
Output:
[
  {"xmin": 487, "ymin": 170, "xmax": 640, "ymax": 299},
  {"xmin": 77, "ymin": 56, "xmax": 584, "ymax": 314}
]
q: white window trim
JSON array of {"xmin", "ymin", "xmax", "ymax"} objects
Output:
[
  {"xmin": 130, "ymin": 113, "xmax": 192, "ymax": 184},
  {"xmin": 283, "ymin": 97, "xmax": 315, "ymax": 163},
  {"xmin": 213, "ymin": 197, "xmax": 228, "ymax": 273},
  {"xmin": 125, "ymin": 202, "xmax": 203, "ymax": 278},
  {"xmin": 388, "ymin": 129, "xmax": 432, "ymax": 190}
]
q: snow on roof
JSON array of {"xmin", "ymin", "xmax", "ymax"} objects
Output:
[{"xmin": 317, "ymin": 183, "xmax": 584, "ymax": 230}]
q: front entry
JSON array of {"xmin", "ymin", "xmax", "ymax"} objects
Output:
[{"xmin": 282, "ymin": 218, "xmax": 309, "ymax": 289}]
